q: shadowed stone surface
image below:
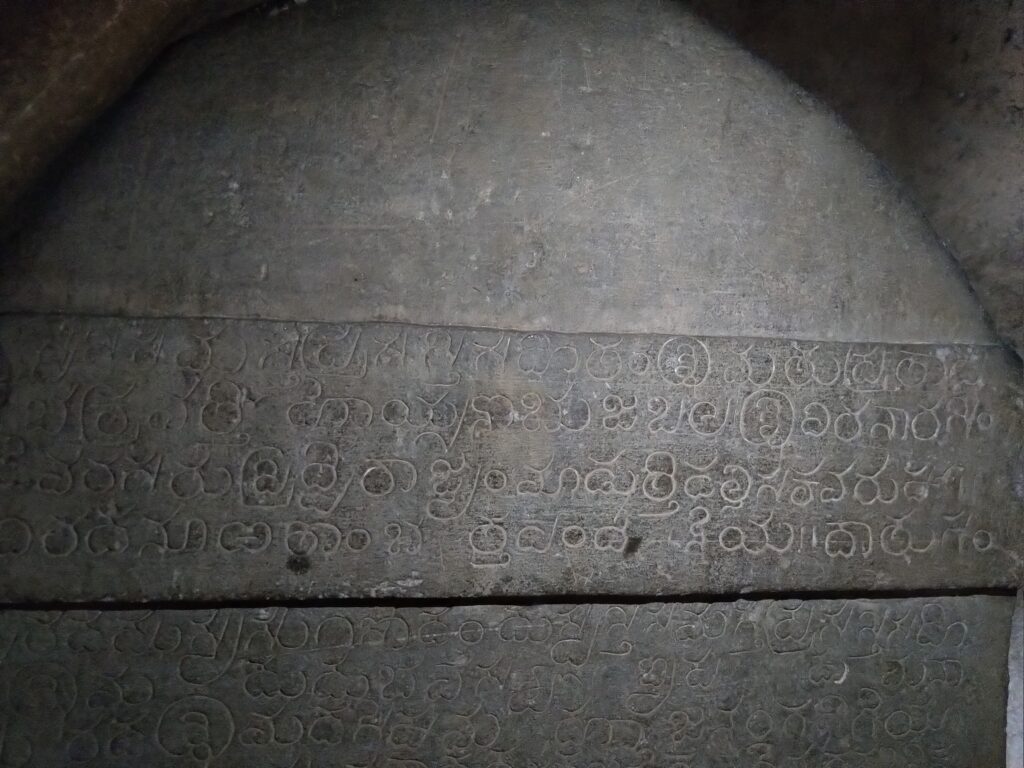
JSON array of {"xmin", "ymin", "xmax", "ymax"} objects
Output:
[
  {"xmin": 0, "ymin": 0, "xmax": 994, "ymax": 346},
  {"xmin": 0, "ymin": 315, "xmax": 1020, "ymax": 602},
  {"xmin": 0, "ymin": 596, "xmax": 1012, "ymax": 767},
  {"xmin": 0, "ymin": 0, "xmax": 266, "ymax": 226},
  {"xmin": 0, "ymin": 1, "xmax": 1018, "ymax": 756},
  {"xmin": 3, "ymin": 2, "xmax": 1016, "ymax": 601},
  {"xmin": 1010, "ymin": 592, "xmax": 1024, "ymax": 764},
  {"xmin": 691, "ymin": 0, "xmax": 1024, "ymax": 361}
]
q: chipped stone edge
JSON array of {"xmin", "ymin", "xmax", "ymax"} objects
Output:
[{"xmin": 1009, "ymin": 589, "xmax": 1023, "ymax": 767}]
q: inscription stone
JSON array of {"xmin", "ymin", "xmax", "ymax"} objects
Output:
[
  {"xmin": 0, "ymin": 0, "xmax": 1018, "ymax": 760},
  {"xmin": 1, "ymin": 0, "xmax": 995, "ymax": 349},
  {"xmin": 0, "ymin": 314, "xmax": 1021, "ymax": 601},
  {"xmin": 0, "ymin": 0, "xmax": 1019, "ymax": 759},
  {"xmin": 0, "ymin": 596, "xmax": 1012, "ymax": 767}
]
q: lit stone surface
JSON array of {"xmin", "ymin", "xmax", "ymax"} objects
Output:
[
  {"xmin": 0, "ymin": 596, "xmax": 1012, "ymax": 767},
  {"xmin": 0, "ymin": 0, "xmax": 993, "ymax": 346},
  {"xmin": 0, "ymin": 315, "xmax": 1020, "ymax": 601}
]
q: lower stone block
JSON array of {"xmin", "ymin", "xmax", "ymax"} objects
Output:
[{"xmin": 0, "ymin": 595, "xmax": 1012, "ymax": 766}]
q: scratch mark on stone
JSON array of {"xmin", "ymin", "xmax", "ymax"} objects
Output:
[{"xmin": 429, "ymin": 33, "xmax": 463, "ymax": 144}]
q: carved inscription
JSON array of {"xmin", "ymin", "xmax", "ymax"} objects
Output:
[
  {"xmin": 0, "ymin": 316, "xmax": 1021, "ymax": 599},
  {"xmin": 0, "ymin": 597, "xmax": 1011, "ymax": 767}
]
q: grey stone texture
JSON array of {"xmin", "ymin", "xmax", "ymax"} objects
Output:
[
  {"xmin": 1009, "ymin": 591, "xmax": 1023, "ymax": 767},
  {"xmin": 0, "ymin": 1, "xmax": 1019, "ymax": 759},
  {"xmin": 4, "ymin": 0, "xmax": 1021, "ymax": 361},
  {"xmin": 0, "ymin": 315, "xmax": 1021, "ymax": 602},
  {"xmin": 0, "ymin": 0, "xmax": 265, "ymax": 225},
  {"xmin": 0, "ymin": 0, "xmax": 993, "ymax": 347},
  {"xmin": 691, "ymin": 0, "xmax": 1024, "ymax": 361},
  {"xmin": 0, "ymin": 596, "xmax": 1013, "ymax": 767}
]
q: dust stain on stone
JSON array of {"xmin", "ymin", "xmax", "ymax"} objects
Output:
[
  {"xmin": 0, "ymin": 338, "xmax": 11, "ymax": 409},
  {"xmin": 623, "ymin": 536, "xmax": 642, "ymax": 558},
  {"xmin": 287, "ymin": 554, "xmax": 311, "ymax": 574},
  {"xmin": 1013, "ymin": 449, "xmax": 1024, "ymax": 502}
]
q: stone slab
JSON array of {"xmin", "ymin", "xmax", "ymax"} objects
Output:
[
  {"xmin": 0, "ymin": 0, "xmax": 994, "ymax": 346},
  {"xmin": 0, "ymin": 596, "xmax": 1012, "ymax": 767},
  {"xmin": 0, "ymin": 314, "xmax": 1021, "ymax": 602},
  {"xmin": 1009, "ymin": 591, "xmax": 1023, "ymax": 766}
]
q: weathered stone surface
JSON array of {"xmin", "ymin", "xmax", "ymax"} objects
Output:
[
  {"xmin": 0, "ymin": 596, "xmax": 1012, "ymax": 767},
  {"xmin": 0, "ymin": 0, "xmax": 269, "ymax": 229},
  {"xmin": 1, "ymin": 2, "xmax": 1018, "ymax": 760},
  {"xmin": 1, "ymin": 0, "xmax": 993, "ymax": 347},
  {"xmin": 1, "ymin": 314, "xmax": 1020, "ymax": 601},
  {"xmin": 691, "ymin": 0, "xmax": 1024, "ymax": 362},
  {"xmin": 1009, "ymin": 591, "xmax": 1024, "ymax": 765}
]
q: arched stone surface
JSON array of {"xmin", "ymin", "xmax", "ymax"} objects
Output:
[
  {"xmin": 0, "ymin": 4, "xmax": 1019, "ymax": 760},
  {"xmin": 0, "ymin": 0, "xmax": 265, "ymax": 226},
  {"xmin": 0, "ymin": 1, "xmax": 1022, "ymax": 604},
  {"xmin": 690, "ymin": 0, "xmax": 1024, "ymax": 361},
  {"xmin": 0, "ymin": 0, "xmax": 995, "ymax": 345}
]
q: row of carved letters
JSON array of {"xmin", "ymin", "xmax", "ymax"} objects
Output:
[
  {"xmin": 11, "ymin": 382, "xmax": 999, "ymax": 447},
  {"xmin": 2, "ymin": 439, "xmax": 975, "ymax": 510},
  {"xmin": 0, "ymin": 511, "xmax": 994, "ymax": 561},
  {"xmin": 14, "ymin": 324, "xmax": 991, "ymax": 392},
  {"xmin": 0, "ymin": 603, "xmax": 979, "ymax": 763},
  {"xmin": 0, "ymin": 603, "xmax": 974, "ymax": 665},
  {"xmin": 2, "ymin": 687, "xmax": 970, "ymax": 765}
]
